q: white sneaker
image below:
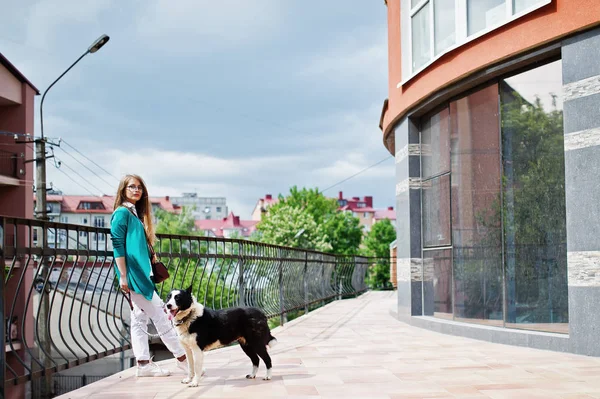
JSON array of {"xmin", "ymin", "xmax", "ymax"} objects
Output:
[
  {"xmin": 176, "ymin": 360, "xmax": 189, "ymax": 375},
  {"xmin": 136, "ymin": 358, "xmax": 171, "ymax": 377}
]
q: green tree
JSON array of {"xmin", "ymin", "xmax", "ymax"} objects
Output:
[
  {"xmin": 275, "ymin": 186, "xmax": 337, "ymax": 224},
  {"xmin": 257, "ymin": 186, "xmax": 363, "ymax": 254},
  {"xmin": 500, "ymin": 88, "xmax": 568, "ymax": 323},
  {"xmin": 154, "ymin": 206, "xmax": 196, "ymax": 236},
  {"xmin": 362, "ymin": 219, "xmax": 396, "ymax": 289},
  {"xmin": 322, "ymin": 211, "xmax": 363, "ymax": 255},
  {"xmin": 257, "ymin": 204, "xmax": 332, "ymax": 251},
  {"xmin": 152, "ymin": 207, "xmax": 234, "ymax": 308}
]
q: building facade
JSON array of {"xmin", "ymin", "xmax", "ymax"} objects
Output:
[
  {"xmin": 0, "ymin": 52, "xmax": 38, "ymax": 399},
  {"xmin": 337, "ymin": 191, "xmax": 396, "ymax": 232},
  {"xmin": 170, "ymin": 193, "xmax": 227, "ymax": 221},
  {"xmin": 382, "ymin": 0, "xmax": 600, "ymax": 356},
  {"xmin": 250, "ymin": 194, "xmax": 278, "ymax": 221}
]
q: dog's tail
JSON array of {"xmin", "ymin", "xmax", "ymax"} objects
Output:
[{"xmin": 267, "ymin": 334, "xmax": 277, "ymax": 349}]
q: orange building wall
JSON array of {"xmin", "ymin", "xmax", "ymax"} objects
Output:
[{"xmin": 382, "ymin": 0, "xmax": 600, "ymax": 151}]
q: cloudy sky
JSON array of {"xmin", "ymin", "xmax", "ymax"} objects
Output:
[{"xmin": 1, "ymin": 0, "xmax": 394, "ymax": 217}]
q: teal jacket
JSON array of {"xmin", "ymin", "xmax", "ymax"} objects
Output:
[{"xmin": 111, "ymin": 207, "xmax": 155, "ymax": 301}]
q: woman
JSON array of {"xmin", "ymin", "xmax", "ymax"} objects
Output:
[{"xmin": 111, "ymin": 174, "xmax": 187, "ymax": 377}]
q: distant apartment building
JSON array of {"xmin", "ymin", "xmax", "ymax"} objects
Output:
[
  {"xmin": 336, "ymin": 191, "xmax": 396, "ymax": 232},
  {"xmin": 195, "ymin": 212, "xmax": 258, "ymax": 238},
  {"xmin": 250, "ymin": 194, "xmax": 278, "ymax": 221},
  {"xmin": 36, "ymin": 194, "xmax": 176, "ymax": 251},
  {"xmin": 170, "ymin": 192, "xmax": 228, "ymax": 220}
]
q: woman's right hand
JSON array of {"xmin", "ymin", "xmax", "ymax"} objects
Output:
[{"xmin": 120, "ymin": 278, "xmax": 130, "ymax": 294}]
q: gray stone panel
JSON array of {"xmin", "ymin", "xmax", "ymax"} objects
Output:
[
  {"xmin": 409, "ymin": 188, "xmax": 422, "ymax": 258},
  {"xmin": 564, "ymin": 146, "xmax": 600, "ymax": 252},
  {"xmin": 568, "ymin": 286, "xmax": 600, "ymax": 356},
  {"xmin": 563, "ymin": 93, "xmax": 600, "ymax": 134},
  {"xmin": 411, "ymin": 281, "xmax": 423, "ymax": 316},
  {"xmin": 562, "ymin": 27, "xmax": 600, "ymax": 85},
  {"xmin": 396, "ymin": 280, "xmax": 412, "ymax": 319}
]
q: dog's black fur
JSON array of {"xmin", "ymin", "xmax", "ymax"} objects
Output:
[{"xmin": 165, "ymin": 286, "xmax": 276, "ymax": 386}]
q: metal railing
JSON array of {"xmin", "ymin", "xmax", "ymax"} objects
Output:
[
  {"xmin": 0, "ymin": 150, "xmax": 18, "ymax": 178},
  {"xmin": 1, "ymin": 216, "xmax": 382, "ymax": 396}
]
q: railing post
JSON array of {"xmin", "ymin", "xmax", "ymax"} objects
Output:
[
  {"xmin": 278, "ymin": 249, "xmax": 286, "ymax": 326},
  {"xmin": 1, "ymin": 217, "xmax": 5, "ymax": 399},
  {"xmin": 303, "ymin": 252, "xmax": 308, "ymax": 315},
  {"xmin": 38, "ymin": 224, "xmax": 53, "ymax": 399},
  {"xmin": 238, "ymin": 243, "xmax": 245, "ymax": 307},
  {"xmin": 321, "ymin": 254, "xmax": 325, "ymax": 307}
]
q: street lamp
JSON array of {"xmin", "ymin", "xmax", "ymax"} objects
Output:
[
  {"xmin": 34, "ymin": 34, "xmax": 109, "ymax": 399},
  {"xmin": 36, "ymin": 34, "xmax": 110, "ymax": 219},
  {"xmin": 40, "ymin": 34, "xmax": 110, "ymax": 140}
]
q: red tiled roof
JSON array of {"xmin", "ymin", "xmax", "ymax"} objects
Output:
[
  {"xmin": 38, "ymin": 195, "xmax": 176, "ymax": 214},
  {"xmin": 374, "ymin": 208, "xmax": 396, "ymax": 220},
  {"xmin": 195, "ymin": 212, "xmax": 258, "ymax": 238}
]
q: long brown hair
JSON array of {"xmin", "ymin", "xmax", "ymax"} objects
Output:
[{"xmin": 113, "ymin": 174, "xmax": 156, "ymax": 244}]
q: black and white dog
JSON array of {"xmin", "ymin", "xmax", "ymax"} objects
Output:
[{"xmin": 165, "ymin": 286, "xmax": 277, "ymax": 387}]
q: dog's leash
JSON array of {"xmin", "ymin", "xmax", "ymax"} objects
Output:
[{"xmin": 122, "ymin": 291, "xmax": 178, "ymax": 339}]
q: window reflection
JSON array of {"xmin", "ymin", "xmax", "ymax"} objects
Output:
[
  {"xmin": 434, "ymin": 0, "xmax": 456, "ymax": 55},
  {"xmin": 450, "ymin": 85, "xmax": 504, "ymax": 325},
  {"xmin": 501, "ymin": 60, "xmax": 568, "ymax": 333},
  {"xmin": 419, "ymin": 60, "xmax": 568, "ymax": 333},
  {"xmin": 412, "ymin": 3, "xmax": 431, "ymax": 71},
  {"xmin": 468, "ymin": 0, "xmax": 506, "ymax": 36}
]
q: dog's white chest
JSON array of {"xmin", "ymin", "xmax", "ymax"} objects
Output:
[{"xmin": 179, "ymin": 332, "xmax": 198, "ymax": 348}]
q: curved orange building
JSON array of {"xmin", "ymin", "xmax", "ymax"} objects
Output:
[{"xmin": 383, "ymin": 0, "xmax": 600, "ymax": 355}]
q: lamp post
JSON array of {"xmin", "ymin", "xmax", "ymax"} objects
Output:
[
  {"xmin": 36, "ymin": 34, "xmax": 110, "ymax": 219},
  {"xmin": 35, "ymin": 34, "xmax": 109, "ymax": 399}
]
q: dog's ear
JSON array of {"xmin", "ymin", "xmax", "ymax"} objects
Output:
[{"xmin": 185, "ymin": 285, "xmax": 193, "ymax": 295}]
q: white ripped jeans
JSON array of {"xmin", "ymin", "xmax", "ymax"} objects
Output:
[{"xmin": 129, "ymin": 290, "xmax": 185, "ymax": 361}]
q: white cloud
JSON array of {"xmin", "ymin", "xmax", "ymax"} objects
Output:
[
  {"xmin": 299, "ymin": 29, "xmax": 388, "ymax": 86},
  {"xmin": 46, "ymin": 138, "xmax": 395, "ymax": 219},
  {"xmin": 24, "ymin": 0, "xmax": 114, "ymax": 49},
  {"xmin": 135, "ymin": 0, "xmax": 282, "ymax": 53}
]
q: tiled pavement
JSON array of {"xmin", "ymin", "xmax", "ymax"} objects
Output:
[{"xmin": 58, "ymin": 291, "xmax": 600, "ymax": 399}]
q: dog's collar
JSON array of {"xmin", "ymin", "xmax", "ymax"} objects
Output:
[{"xmin": 173, "ymin": 313, "xmax": 192, "ymax": 326}]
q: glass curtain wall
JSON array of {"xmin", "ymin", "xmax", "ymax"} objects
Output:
[{"xmin": 420, "ymin": 60, "xmax": 568, "ymax": 332}]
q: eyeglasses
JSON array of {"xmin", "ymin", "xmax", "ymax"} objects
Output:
[{"xmin": 126, "ymin": 185, "xmax": 144, "ymax": 192}]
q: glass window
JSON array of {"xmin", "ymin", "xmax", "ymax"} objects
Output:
[
  {"xmin": 421, "ymin": 107, "xmax": 451, "ymax": 179},
  {"xmin": 411, "ymin": 0, "xmax": 422, "ymax": 7},
  {"xmin": 450, "ymin": 84, "xmax": 504, "ymax": 325},
  {"xmin": 501, "ymin": 60, "xmax": 568, "ymax": 334},
  {"xmin": 434, "ymin": 0, "xmax": 456, "ymax": 55},
  {"xmin": 422, "ymin": 174, "xmax": 451, "ymax": 247},
  {"xmin": 423, "ymin": 249, "xmax": 452, "ymax": 317},
  {"xmin": 514, "ymin": 0, "xmax": 543, "ymax": 14},
  {"xmin": 412, "ymin": 3, "xmax": 431, "ymax": 72},
  {"xmin": 467, "ymin": 0, "xmax": 506, "ymax": 36}
]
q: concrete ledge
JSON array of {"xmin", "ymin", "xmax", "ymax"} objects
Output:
[{"xmin": 390, "ymin": 310, "xmax": 572, "ymax": 354}]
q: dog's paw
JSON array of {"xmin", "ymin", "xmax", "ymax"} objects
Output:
[
  {"xmin": 245, "ymin": 374, "xmax": 256, "ymax": 379},
  {"xmin": 181, "ymin": 377, "xmax": 191, "ymax": 384},
  {"xmin": 187, "ymin": 378, "xmax": 200, "ymax": 388},
  {"xmin": 263, "ymin": 369, "xmax": 272, "ymax": 381}
]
